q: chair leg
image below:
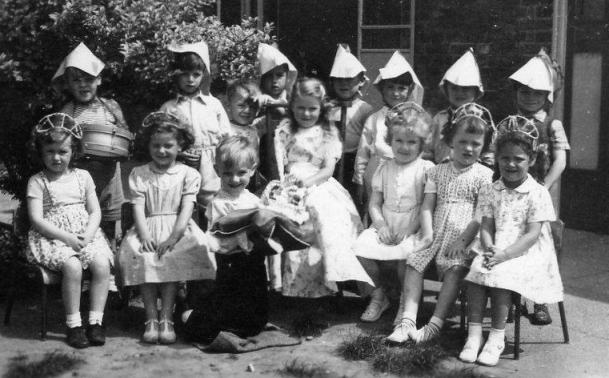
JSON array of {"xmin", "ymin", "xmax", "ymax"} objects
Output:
[
  {"xmin": 459, "ymin": 289, "xmax": 466, "ymax": 331},
  {"xmin": 513, "ymin": 293, "xmax": 521, "ymax": 360},
  {"xmin": 41, "ymin": 283, "xmax": 48, "ymax": 341},
  {"xmin": 558, "ymin": 301, "xmax": 569, "ymax": 344}
]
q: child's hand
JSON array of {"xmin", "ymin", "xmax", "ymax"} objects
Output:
[
  {"xmin": 446, "ymin": 240, "xmax": 466, "ymax": 259},
  {"xmin": 393, "ymin": 229, "xmax": 408, "ymax": 244},
  {"xmin": 157, "ymin": 236, "xmax": 179, "ymax": 258},
  {"xmin": 78, "ymin": 233, "xmax": 93, "ymax": 246},
  {"xmin": 255, "ymin": 94, "xmax": 275, "ymax": 108},
  {"xmin": 377, "ymin": 226, "xmax": 394, "ymax": 245},
  {"xmin": 140, "ymin": 237, "xmax": 156, "ymax": 253},
  {"xmin": 66, "ymin": 234, "xmax": 85, "ymax": 252},
  {"xmin": 179, "ymin": 150, "xmax": 201, "ymax": 166},
  {"xmin": 483, "ymin": 246, "xmax": 508, "ymax": 269}
]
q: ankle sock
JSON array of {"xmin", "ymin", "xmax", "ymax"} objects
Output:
[
  {"xmin": 66, "ymin": 313, "xmax": 82, "ymax": 328},
  {"xmin": 429, "ymin": 315, "xmax": 444, "ymax": 330},
  {"xmin": 89, "ymin": 311, "xmax": 104, "ymax": 326},
  {"xmin": 488, "ymin": 327, "xmax": 505, "ymax": 345},
  {"xmin": 465, "ymin": 322, "xmax": 483, "ymax": 348},
  {"xmin": 371, "ymin": 288, "xmax": 385, "ymax": 301},
  {"xmin": 411, "ymin": 316, "xmax": 443, "ymax": 343}
]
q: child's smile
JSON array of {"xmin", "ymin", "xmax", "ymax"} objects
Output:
[
  {"xmin": 218, "ymin": 165, "xmax": 255, "ymax": 196},
  {"xmin": 149, "ymin": 132, "xmax": 180, "ymax": 170},
  {"xmin": 291, "ymin": 95, "xmax": 321, "ymax": 129},
  {"xmin": 445, "ymin": 82, "xmax": 478, "ymax": 108},
  {"xmin": 516, "ymin": 85, "xmax": 548, "ymax": 115},
  {"xmin": 65, "ymin": 68, "xmax": 100, "ymax": 104},
  {"xmin": 498, "ymin": 142, "xmax": 531, "ymax": 189},
  {"xmin": 390, "ymin": 128, "xmax": 421, "ymax": 165}
]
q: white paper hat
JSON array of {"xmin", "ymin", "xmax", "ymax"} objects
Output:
[
  {"xmin": 257, "ymin": 43, "xmax": 298, "ymax": 90},
  {"xmin": 373, "ymin": 51, "xmax": 424, "ymax": 105},
  {"xmin": 51, "ymin": 42, "xmax": 104, "ymax": 91},
  {"xmin": 509, "ymin": 49, "xmax": 556, "ymax": 102},
  {"xmin": 168, "ymin": 41, "xmax": 211, "ymax": 73},
  {"xmin": 330, "ymin": 44, "xmax": 367, "ymax": 79},
  {"xmin": 439, "ymin": 48, "xmax": 484, "ymax": 97}
]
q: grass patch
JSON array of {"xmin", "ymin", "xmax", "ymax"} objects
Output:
[
  {"xmin": 290, "ymin": 312, "xmax": 330, "ymax": 338},
  {"xmin": 338, "ymin": 332, "xmax": 491, "ymax": 377},
  {"xmin": 5, "ymin": 351, "xmax": 84, "ymax": 378},
  {"xmin": 280, "ymin": 358, "xmax": 335, "ymax": 378}
]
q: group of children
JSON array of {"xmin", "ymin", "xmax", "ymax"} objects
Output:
[{"xmin": 25, "ymin": 38, "xmax": 568, "ymax": 367}]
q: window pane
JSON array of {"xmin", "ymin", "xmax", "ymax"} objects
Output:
[
  {"xmin": 569, "ymin": 52, "xmax": 602, "ymax": 170},
  {"xmin": 363, "ymin": 0, "xmax": 411, "ymax": 25},
  {"xmin": 362, "ymin": 28, "xmax": 410, "ymax": 49}
]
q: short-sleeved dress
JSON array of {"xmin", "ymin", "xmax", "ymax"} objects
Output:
[
  {"xmin": 465, "ymin": 177, "xmax": 564, "ymax": 304},
  {"xmin": 353, "ymin": 157, "xmax": 434, "ymax": 260},
  {"xmin": 274, "ymin": 121, "xmax": 373, "ymax": 297},
  {"xmin": 408, "ymin": 162, "xmax": 492, "ymax": 276},
  {"xmin": 118, "ymin": 163, "xmax": 216, "ymax": 285},
  {"xmin": 27, "ymin": 169, "xmax": 114, "ymax": 271}
]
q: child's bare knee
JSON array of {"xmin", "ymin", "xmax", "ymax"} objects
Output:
[
  {"xmin": 90, "ymin": 256, "xmax": 111, "ymax": 278},
  {"xmin": 62, "ymin": 257, "xmax": 83, "ymax": 278}
]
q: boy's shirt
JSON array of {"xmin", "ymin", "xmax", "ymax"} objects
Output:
[
  {"xmin": 328, "ymin": 97, "xmax": 375, "ymax": 153},
  {"xmin": 524, "ymin": 109, "xmax": 571, "ymax": 152},
  {"xmin": 161, "ymin": 91, "xmax": 231, "ymax": 150},
  {"xmin": 61, "ymin": 97, "xmax": 128, "ymax": 129}
]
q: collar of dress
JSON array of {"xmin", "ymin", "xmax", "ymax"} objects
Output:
[
  {"xmin": 148, "ymin": 162, "xmax": 181, "ymax": 175},
  {"xmin": 176, "ymin": 91, "xmax": 208, "ymax": 104},
  {"xmin": 493, "ymin": 174, "xmax": 536, "ymax": 193}
]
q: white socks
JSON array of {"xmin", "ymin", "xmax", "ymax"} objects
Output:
[
  {"xmin": 89, "ymin": 311, "xmax": 104, "ymax": 326},
  {"xmin": 459, "ymin": 322, "xmax": 482, "ymax": 362},
  {"xmin": 411, "ymin": 316, "xmax": 443, "ymax": 343},
  {"xmin": 477, "ymin": 328, "xmax": 506, "ymax": 366},
  {"xmin": 66, "ymin": 313, "xmax": 82, "ymax": 328}
]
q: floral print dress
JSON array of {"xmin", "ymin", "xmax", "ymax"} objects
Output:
[
  {"xmin": 274, "ymin": 121, "xmax": 373, "ymax": 297},
  {"xmin": 26, "ymin": 169, "xmax": 114, "ymax": 271},
  {"xmin": 465, "ymin": 176, "xmax": 564, "ymax": 304}
]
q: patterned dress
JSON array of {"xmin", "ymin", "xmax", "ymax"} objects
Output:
[
  {"xmin": 26, "ymin": 169, "xmax": 114, "ymax": 271},
  {"xmin": 118, "ymin": 163, "xmax": 216, "ymax": 285},
  {"xmin": 353, "ymin": 157, "xmax": 434, "ymax": 260},
  {"xmin": 408, "ymin": 162, "xmax": 492, "ymax": 276},
  {"xmin": 274, "ymin": 121, "xmax": 373, "ymax": 297},
  {"xmin": 465, "ymin": 176, "xmax": 563, "ymax": 303}
]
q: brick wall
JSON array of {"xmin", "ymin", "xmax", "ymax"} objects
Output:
[{"xmin": 414, "ymin": 0, "xmax": 554, "ymax": 120}]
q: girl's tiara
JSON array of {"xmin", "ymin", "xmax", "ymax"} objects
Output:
[
  {"xmin": 451, "ymin": 103, "xmax": 495, "ymax": 131},
  {"xmin": 35, "ymin": 113, "xmax": 83, "ymax": 139},
  {"xmin": 141, "ymin": 111, "xmax": 186, "ymax": 130},
  {"xmin": 496, "ymin": 115, "xmax": 540, "ymax": 150},
  {"xmin": 385, "ymin": 101, "xmax": 427, "ymax": 126}
]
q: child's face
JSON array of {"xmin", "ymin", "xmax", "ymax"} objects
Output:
[
  {"xmin": 41, "ymin": 136, "xmax": 73, "ymax": 175},
  {"xmin": 291, "ymin": 95, "xmax": 321, "ymax": 129},
  {"xmin": 149, "ymin": 131, "xmax": 181, "ymax": 170},
  {"xmin": 177, "ymin": 69, "xmax": 205, "ymax": 96},
  {"xmin": 332, "ymin": 76, "xmax": 362, "ymax": 101},
  {"xmin": 390, "ymin": 127, "xmax": 422, "ymax": 165},
  {"xmin": 229, "ymin": 89, "xmax": 257, "ymax": 125},
  {"xmin": 498, "ymin": 142, "xmax": 532, "ymax": 189},
  {"xmin": 218, "ymin": 163, "xmax": 255, "ymax": 197},
  {"xmin": 445, "ymin": 82, "xmax": 478, "ymax": 108},
  {"xmin": 516, "ymin": 85, "xmax": 548, "ymax": 115},
  {"xmin": 65, "ymin": 68, "xmax": 101, "ymax": 104},
  {"xmin": 381, "ymin": 80, "xmax": 412, "ymax": 107},
  {"xmin": 450, "ymin": 125, "xmax": 484, "ymax": 169},
  {"xmin": 262, "ymin": 66, "xmax": 288, "ymax": 98}
]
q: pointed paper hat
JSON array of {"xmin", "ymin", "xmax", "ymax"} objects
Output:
[
  {"xmin": 168, "ymin": 41, "xmax": 211, "ymax": 73},
  {"xmin": 257, "ymin": 43, "xmax": 298, "ymax": 91},
  {"xmin": 51, "ymin": 42, "xmax": 104, "ymax": 91},
  {"xmin": 509, "ymin": 48, "xmax": 558, "ymax": 102},
  {"xmin": 439, "ymin": 48, "xmax": 484, "ymax": 97},
  {"xmin": 330, "ymin": 44, "xmax": 367, "ymax": 79},
  {"xmin": 373, "ymin": 51, "xmax": 424, "ymax": 105}
]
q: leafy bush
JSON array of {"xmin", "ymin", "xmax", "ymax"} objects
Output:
[{"xmin": 0, "ymin": 0, "xmax": 273, "ymax": 199}]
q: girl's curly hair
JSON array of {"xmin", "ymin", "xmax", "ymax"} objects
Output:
[{"xmin": 287, "ymin": 77, "xmax": 333, "ymax": 133}]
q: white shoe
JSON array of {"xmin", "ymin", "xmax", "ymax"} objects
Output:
[
  {"xmin": 386, "ymin": 319, "xmax": 416, "ymax": 343},
  {"xmin": 458, "ymin": 339, "xmax": 482, "ymax": 363},
  {"xmin": 360, "ymin": 294, "xmax": 390, "ymax": 322},
  {"xmin": 477, "ymin": 339, "xmax": 505, "ymax": 366}
]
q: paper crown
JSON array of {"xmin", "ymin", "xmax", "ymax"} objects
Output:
[
  {"xmin": 373, "ymin": 51, "xmax": 424, "ymax": 105},
  {"xmin": 142, "ymin": 111, "xmax": 187, "ymax": 130},
  {"xmin": 439, "ymin": 48, "xmax": 484, "ymax": 97},
  {"xmin": 451, "ymin": 102, "xmax": 495, "ymax": 129},
  {"xmin": 330, "ymin": 44, "xmax": 367, "ymax": 79},
  {"xmin": 168, "ymin": 41, "xmax": 211, "ymax": 74},
  {"xmin": 257, "ymin": 43, "xmax": 298, "ymax": 93},
  {"xmin": 496, "ymin": 115, "xmax": 540, "ymax": 150},
  {"xmin": 35, "ymin": 113, "xmax": 83, "ymax": 139},
  {"xmin": 509, "ymin": 48, "xmax": 559, "ymax": 102},
  {"xmin": 51, "ymin": 43, "xmax": 104, "ymax": 91}
]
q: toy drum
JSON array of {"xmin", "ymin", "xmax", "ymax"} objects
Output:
[{"xmin": 81, "ymin": 123, "xmax": 134, "ymax": 160}]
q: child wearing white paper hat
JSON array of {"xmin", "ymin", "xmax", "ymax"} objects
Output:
[
  {"xmin": 54, "ymin": 42, "xmax": 129, "ymax": 256},
  {"xmin": 509, "ymin": 48, "xmax": 569, "ymax": 326},
  {"xmin": 353, "ymin": 51, "xmax": 424, "ymax": 202},
  {"xmin": 428, "ymin": 48, "xmax": 487, "ymax": 165},
  {"xmin": 160, "ymin": 40, "xmax": 231, "ymax": 207},
  {"xmin": 327, "ymin": 45, "xmax": 375, "ymax": 209}
]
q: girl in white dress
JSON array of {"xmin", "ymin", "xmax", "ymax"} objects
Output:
[
  {"xmin": 273, "ymin": 77, "xmax": 373, "ymax": 297},
  {"xmin": 352, "ymin": 102, "xmax": 434, "ymax": 322},
  {"xmin": 459, "ymin": 116, "xmax": 563, "ymax": 366},
  {"xmin": 118, "ymin": 112, "xmax": 216, "ymax": 344}
]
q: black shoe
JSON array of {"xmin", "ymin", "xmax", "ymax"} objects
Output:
[
  {"xmin": 67, "ymin": 326, "xmax": 90, "ymax": 349},
  {"xmin": 531, "ymin": 304, "xmax": 552, "ymax": 325},
  {"xmin": 86, "ymin": 324, "xmax": 106, "ymax": 346},
  {"xmin": 506, "ymin": 304, "xmax": 515, "ymax": 323}
]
